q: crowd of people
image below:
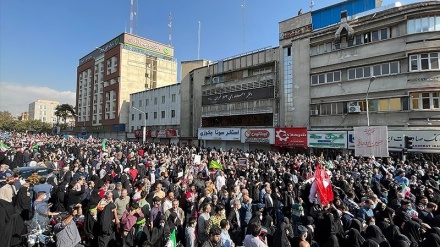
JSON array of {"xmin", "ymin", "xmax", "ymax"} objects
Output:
[{"xmin": 0, "ymin": 132, "xmax": 439, "ymax": 247}]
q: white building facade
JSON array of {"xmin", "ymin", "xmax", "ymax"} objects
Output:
[{"xmin": 129, "ymin": 83, "xmax": 181, "ymax": 144}]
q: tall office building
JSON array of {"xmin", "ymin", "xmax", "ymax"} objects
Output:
[{"xmin": 75, "ymin": 33, "xmax": 177, "ymax": 138}]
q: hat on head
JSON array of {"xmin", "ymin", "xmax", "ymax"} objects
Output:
[{"xmin": 297, "ymin": 225, "xmax": 308, "ymax": 235}]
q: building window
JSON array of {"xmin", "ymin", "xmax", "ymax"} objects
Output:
[
  {"xmin": 162, "ymin": 96, "xmax": 165, "ymax": 104},
  {"xmin": 154, "ymin": 98, "xmax": 157, "ymax": 105},
  {"xmin": 320, "ymin": 103, "xmax": 331, "ymax": 115},
  {"xmin": 378, "ymin": 98, "xmax": 402, "ymax": 111},
  {"xmin": 348, "ymin": 61, "xmax": 399, "ymax": 80},
  {"xmin": 311, "ymin": 71, "xmax": 341, "ymax": 85},
  {"xmin": 407, "ymin": 15, "xmax": 440, "ymax": 34},
  {"xmin": 409, "ymin": 52, "xmax": 439, "ymax": 72},
  {"xmin": 146, "ymin": 99, "xmax": 149, "ymax": 106},
  {"xmin": 131, "ymin": 101, "xmax": 134, "ymax": 106},
  {"xmin": 131, "ymin": 126, "xmax": 134, "ymax": 132},
  {"xmin": 411, "ymin": 92, "xmax": 440, "ymax": 110},
  {"xmin": 131, "ymin": 114, "xmax": 134, "ymax": 121},
  {"xmin": 139, "ymin": 100, "xmax": 142, "ymax": 107},
  {"xmin": 171, "ymin": 94, "xmax": 176, "ymax": 102},
  {"xmin": 154, "ymin": 112, "xmax": 157, "ymax": 119},
  {"xmin": 139, "ymin": 113, "xmax": 142, "ymax": 120},
  {"xmin": 161, "ymin": 111, "xmax": 165, "ymax": 118},
  {"xmin": 331, "ymin": 102, "xmax": 345, "ymax": 114},
  {"xmin": 171, "ymin": 110, "xmax": 175, "ymax": 118}
]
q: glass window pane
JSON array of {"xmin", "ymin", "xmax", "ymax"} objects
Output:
[
  {"xmin": 422, "ymin": 17, "xmax": 429, "ymax": 32},
  {"xmin": 348, "ymin": 69, "xmax": 355, "ymax": 79},
  {"xmin": 326, "ymin": 43, "xmax": 332, "ymax": 52},
  {"xmin": 422, "ymin": 98, "xmax": 430, "ymax": 109},
  {"xmin": 372, "ymin": 30, "xmax": 379, "ymax": 42},
  {"xmin": 380, "ymin": 28, "xmax": 388, "ymax": 40},
  {"xmin": 379, "ymin": 99, "xmax": 389, "ymax": 111},
  {"xmin": 389, "ymin": 98, "xmax": 401, "ymax": 111},
  {"xmin": 436, "ymin": 16, "xmax": 440, "ymax": 31},
  {"xmin": 334, "ymin": 71, "xmax": 341, "ymax": 81},
  {"xmin": 382, "ymin": 63, "xmax": 390, "ymax": 75},
  {"xmin": 319, "ymin": 74, "xmax": 325, "ymax": 84},
  {"xmin": 433, "ymin": 99, "xmax": 439, "ymax": 109},
  {"xmin": 410, "ymin": 56, "xmax": 419, "ymax": 71},
  {"xmin": 415, "ymin": 18, "xmax": 422, "ymax": 33},
  {"xmin": 408, "ymin": 19, "xmax": 415, "ymax": 34},
  {"xmin": 356, "ymin": 67, "xmax": 364, "ymax": 78},
  {"xmin": 412, "ymin": 98, "xmax": 419, "ymax": 109},
  {"xmin": 327, "ymin": 73, "xmax": 334, "ymax": 83},
  {"xmin": 390, "ymin": 62, "xmax": 399, "ymax": 74},
  {"xmin": 364, "ymin": 67, "xmax": 371, "ymax": 77},
  {"xmin": 430, "ymin": 53, "xmax": 439, "ymax": 69},
  {"xmin": 429, "ymin": 17, "xmax": 435, "ymax": 31},
  {"xmin": 311, "ymin": 75, "xmax": 318, "ymax": 85},
  {"xmin": 421, "ymin": 54, "xmax": 429, "ymax": 70},
  {"xmin": 373, "ymin": 65, "xmax": 381, "ymax": 76},
  {"xmin": 355, "ymin": 35, "xmax": 362, "ymax": 45}
]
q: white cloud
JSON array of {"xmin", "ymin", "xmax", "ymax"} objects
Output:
[{"xmin": 0, "ymin": 82, "xmax": 76, "ymax": 116}]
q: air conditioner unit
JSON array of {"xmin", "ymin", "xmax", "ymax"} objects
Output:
[
  {"xmin": 310, "ymin": 110, "xmax": 319, "ymax": 116},
  {"xmin": 347, "ymin": 101, "xmax": 358, "ymax": 107},
  {"xmin": 348, "ymin": 105, "xmax": 361, "ymax": 113}
]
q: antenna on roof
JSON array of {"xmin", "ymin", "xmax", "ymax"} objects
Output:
[
  {"xmin": 241, "ymin": 0, "xmax": 246, "ymax": 52},
  {"xmin": 129, "ymin": 0, "xmax": 138, "ymax": 34},
  {"xmin": 198, "ymin": 20, "xmax": 201, "ymax": 60},
  {"xmin": 168, "ymin": 13, "xmax": 172, "ymax": 46},
  {"xmin": 310, "ymin": 0, "xmax": 315, "ymax": 12}
]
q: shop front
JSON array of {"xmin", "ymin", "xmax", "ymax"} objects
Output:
[
  {"xmin": 241, "ymin": 128, "xmax": 274, "ymax": 151},
  {"xmin": 151, "ymin": 129, "xmax": 179, "ymax": 145},
  {"xmin": 198, "ymin": 127, "xmax": 241, "ymax": 150},
  {"xmin": 307, "ymin": 131, "xmax": 348, "ymax": 158},
  {"xmin": 274, "ymin": 127, "xmax": 308, "ymax": 153},
  {"xmin": 73, "ymin": 124, "xmax": 126, "ymax": 139}
]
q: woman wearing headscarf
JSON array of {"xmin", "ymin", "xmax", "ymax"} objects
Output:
[
  {"xmin": 350, "ymin": 219, "xmax": 364, "ymax": 233},
  {"xmin": 0, "ymin": 212, "xmax": 27, "ymax": 247},
  {"xmin": 98, "ymin": 202, "xmax": 117, "ymax": 247},
  {"xmin": 54, "ymin": 182, "xmax": 67, "ymax": 212},
  {"xmin": 273, "ymin": 217, "xmax": 291, "ymax": 247},
  {"xmin": 262, "ymin": 214, "xmax": 275, "ymax": 244},
  {"xmin": 89, "ymin": 188, "xmax": 102, "ymax": 209},
  {"xmin": 0, "ymin": 182, "xmax": 15, "ymax": 234},
  {"xmin": 401, "ymin": 219, "xmax": 422, "ymax": 247},
  {"xmin": 364, "ymin": 225, "xmax": 390, "ymax": 247},
  {"xmin": 383, "ymin": 225, "xmax": 410, "ymax": 247},
  {"xmin": 84, "ymin": 205, "xmax": 99, "ymax": 247},
  {"xmin": 151, "ymin": 216, "xmax": 170, "ymax": 247},
  {"xmin": 246, "ymin": 211, "xmax": 262, "ymax": 235},
  {"xmin": 342, "ymin": 229, "xmax": 365, "ymax": 247},
  {"xmin": 420, "ymin": 227, "xmax": 440, "ymax": 247},
  {"xmin": 13, "ymin": 186, "xmax": 32, "ymax": 220}
]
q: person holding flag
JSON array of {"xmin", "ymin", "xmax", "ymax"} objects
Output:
[{"xmin": 308, "ymin": 163, "xmax": 334, "ymax": 207}]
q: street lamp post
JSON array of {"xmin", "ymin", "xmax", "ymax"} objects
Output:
[
  {"xmin": 366, "ymin": 76, "xmax": 376, "ymax": 127},
  {"xmin": 132, "ymin": 106, "xmax": 147, "ymax": 143}
]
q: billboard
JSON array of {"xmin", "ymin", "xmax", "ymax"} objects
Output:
[
  {"xmin": 241, "ymin": 128, "xmax": 275, "ymax": 144},
  {"xmin": 307, "ymin": 131, "xmax": 347, "ymax": 149},
  {"xmin": 275, "ymin": 128, "xmax": 307, "ymax": 147},
  {"xmin": 354, "ymin": 126, "xmax": 388, "ymax": 157}
]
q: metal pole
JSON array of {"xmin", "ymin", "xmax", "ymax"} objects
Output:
[
  {"xmin": 366, "ymin": 76, "xmax": 375, "ymax": 127},
  {"xmin": 143, "ymin": 114, "xmax": 146, "ymax": 143}
]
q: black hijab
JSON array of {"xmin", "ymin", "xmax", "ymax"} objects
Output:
[
  {"xmin": 362, "ymin": 239, "xmax": 380, "ymax": 247},
  {"xmin": 365, "ymin": 225, "xmax": 389, "ymax": 246},
  {"xmin": 383, "ymin": 225, "xmax": 410, "ymax": 247},
  {"xmin": 99, "ymin": 203, "xmax": 116, "ymax": 235},
  {"xmin": 272, "ymin": 217, "xmax": 290, "ymax": 247},
  {"xmin": 0, "ymin": 213, "xmax": 26, "ymax": 247},
  {"xmin": 350, "ymin": 218, "xmax": 363, "ymax": 233},
  {"xmin": 420, "ymin": 232, "xmax": 440, "ymax": 247},
  {"xmin": 14, "ymin": 187, "xmax": 31, "ymax": 213},
  {"xmin": 402, "ymin": 220, "xmax": 422, "ymax": 245},
  {"xmin": 343, "ymin": 229, "xmax": 365, "ymax": 247}
]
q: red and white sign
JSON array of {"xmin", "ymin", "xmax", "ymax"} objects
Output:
[
  {"xmin": 134, "ymin": 129, "xmax": 151, "ymax": 138},
  {"xmin": 275, "ymin": 128, "xmax": 307, "ymax": 147},
  {"xmin": 241, "ymin": 128, "xmax": 274, "ymax": 144}
]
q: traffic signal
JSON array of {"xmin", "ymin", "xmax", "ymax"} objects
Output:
[{"xmin": 404, "ymin": 136, "xmax": 414, "ymax": 149}]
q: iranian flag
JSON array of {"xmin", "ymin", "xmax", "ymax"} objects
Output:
[
  {"xmin": 401, "ymin": 183, "xmax": 410, "ymax": 197},
  {"xmin": 0, "ymin": 141, "xmax": 10, "ymax": 152},
  {"xmin": 314, "ymin": 165, "xmax": 334, "ymax": 206}
]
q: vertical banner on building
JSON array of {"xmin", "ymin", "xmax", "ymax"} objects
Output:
[{"xmin": 354, "ymin": 126, "xmax": 388, "ymax": 157}]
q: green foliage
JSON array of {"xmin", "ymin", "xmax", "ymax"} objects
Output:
[
  {"xmin": 55, "ymin": 104, "xmax": 75, "ymax": 125},
  {"xmin": 0, "ymin": 111, "xmax": 52, "ymax": 133}
]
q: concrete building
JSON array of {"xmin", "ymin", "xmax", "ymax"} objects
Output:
[
  {"xmin": 128, "ymin": 83, "xmax": 181, "ymax": 144},
  {"xmin": 179, "ymin": 60, "xmax": 212, "ymax": 145},
  {"xmin": 28, "ymin": 100, "xmax": 59, "ymax": 125},
  {"xmin": 279, "ymin": 0, "xmax": 440, "ymax": 155},
  {"xmin": 75, "ymin": 32, "xmax": 177, "ymax": 138},
  {"xmin": 183, "ymin": 48, "xmax": 280, "ymax": 150},
  {"xmin": 19, "ymin": 112, "xmax": 29, "ymax": 121}
]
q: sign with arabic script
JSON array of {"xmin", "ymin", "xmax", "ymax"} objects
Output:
[
  {"xmin": 198, "ymin": 128, "xmax": 241, "ymax": 141},
  {"xmin": 241, "ymin": 128, "xmax": 275, "ymax": 144},
  {"xmin": 354, "ymin": 126, "xmax": 388, "ymax": 157},
  {"xmin": 307, "ymin": 131, "xmax": 347, "ymax": 149},
  {"xmin": 202, "ymin": 87, "xmax": 274, "ymax": 105},
  {"xmin": 388, "ymin": 130, "xmax": 440, "ymax": 150},
  {"xmin": 275, "ymin": 128, "xmax": 307, "ymax": 147}
]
